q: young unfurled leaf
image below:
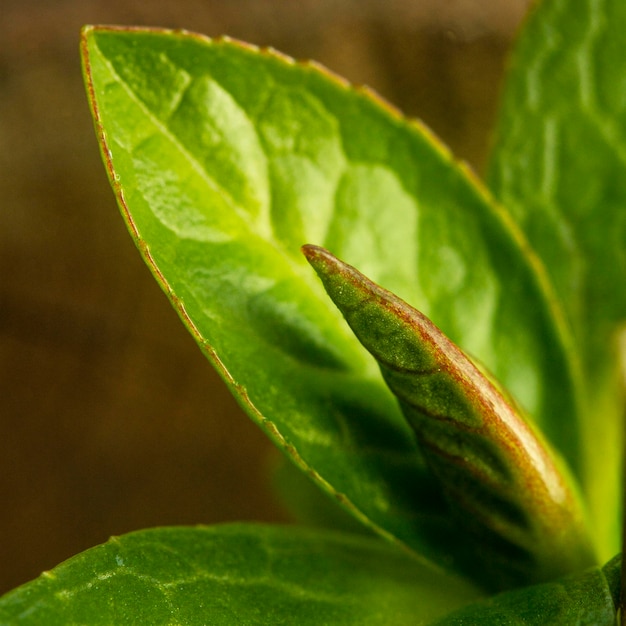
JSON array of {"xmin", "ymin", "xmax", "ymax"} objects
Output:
[{"xmin": 303, "ymin": 245, "xmax": 596, "ymax": 589}]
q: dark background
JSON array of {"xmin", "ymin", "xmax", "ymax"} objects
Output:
[{"xmin": 0, "ymin": 0, "xmax": 528, "ymax": 593}]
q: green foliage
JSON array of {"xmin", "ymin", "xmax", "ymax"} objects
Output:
[
  {"xmin": 0, "ymin": 525, "xmax": 482, "ymax": 625},
  {"xmin": 303, "ymin": 244, "xmax": 595, "ymax": 589},
  {"xmin": 433, "ymin": 554, "xmax": 621, "ymax": 625},
  {"xmin": 489, "ymin": 0, "xmax": 626, "ymax": 559},
  {"xmin": 1, "ymin": 0, "xmax": 624, "ymax": 622}
]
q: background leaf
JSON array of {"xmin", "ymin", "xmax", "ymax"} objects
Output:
[
  {"xmin": 271, "ymin": 455, "xmax": 373, "ymax": 537},
  {"xmin": 83, "ymin": 26, "xmax": 583, "ymax": 568},
  {"xmin": 432, "ymin": 553, "xmax": 620, "ymax": 625},
  {"xmin": 0, "ymin": 525, "xmax": 482, "ymax": 625},
  {"xmin": 488, "ymin": 0, "xmax": 626, "ymax": 558}
]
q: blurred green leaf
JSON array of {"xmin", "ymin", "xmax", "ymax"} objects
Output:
[
  {"xmin": 0, "ymin": 525, "xmax": 482, "ymax": 625},
  {"xmin": 271, "ymin": 453, "xmax": 373, "ymax": 537},
  {"xmin": 82, "ymin": 25, "xmax": 583, "ymax": 569},
  {"xmin": 489, "ymin": 0, "xmax": 626, "ymax": 557}
]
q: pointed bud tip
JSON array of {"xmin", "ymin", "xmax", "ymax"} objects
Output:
[
  {"xmin": 301, "ymin": 244, "xmax": 337, "ymax": 275},
  {"xmin": 301, "ymin": 243, "xmax": 326, "ymax": 261}
]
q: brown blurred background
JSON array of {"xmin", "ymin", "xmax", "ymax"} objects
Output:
[{"xmin": 0, "ymin": 0, "xmax": 529, "ymax": 593}]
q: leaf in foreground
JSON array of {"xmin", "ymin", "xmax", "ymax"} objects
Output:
[
  {"xmin": 303, "ymin": 244, "xmax": 595, "ymax": 589},
  {"xmin": 82, "ymin": 24, "xmax": 583, "ymax": 569},
  {"xmin": 0, "ymin": 525, "xmax": 482, "ymax": 625},
  {"xmin": 433, "ymin": 553, "xmax": 620, "ymax": 625}
]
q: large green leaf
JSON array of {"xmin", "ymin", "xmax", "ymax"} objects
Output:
[
  {"xmin": 0, "ymin": 525, "xmax": 482, "ymax": 625},
  {"xmin": 488, "ymin": 0, "xmax": 626, "ymax": 558},
  {"xmin": 432, "ymin": 553, "xmax": 621, "ymax": 625},
  {"xmin": 82, "ymin": 26, "xmax": 582, "ymax": 567},
  {"xmin": 304, "ymin": 245, "xmax": 594, "ymax": 588}
]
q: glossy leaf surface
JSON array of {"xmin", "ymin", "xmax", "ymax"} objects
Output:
[
  {"xmin": 0, "ymin": 525, "xmax": 482, "ymax": 625},
  {"xmin": 82, "ymin": 25, "xmax": 580, "ymax": 568},
  {"xmin": 489, "ymin": 0, "xmax": 626, "ymax": 556},
  {"xmin": 304, "ymin": 245, "xmax": 595, "ymax": 588}
]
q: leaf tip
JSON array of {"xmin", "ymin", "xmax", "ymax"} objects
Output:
[
  {"xmin": 301, "ymin": 243, "xmax": 339, "ymax": 281},
  {"xmin": 302, "ymin": 244, "xmax": 351, "ymax": 283},
  {"xmin": 301, "ymin": 242, "xmax": 326, "ymax": 263}
]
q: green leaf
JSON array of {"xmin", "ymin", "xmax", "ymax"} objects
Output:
[
  {"xmin": 488, "ymin": 0, "xmax": 626, "ymax": 557},
  {"xmin": 82, "ymin": 25, "xmax": 583, "ymax": 568},
  {"xmin": 271, "ymin": 454, "xmax": 374, "ymax": 537},
  {"xmin": 304, "ymin": 244, "xmax": 595, "ymax": 589},
  {"xmin": 432, "ymin": 553, "xmax": 620, "ymax": 625},
  {"xmin": 0, "ymin": 525, "xmax": 483, "ymax": 625}
]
